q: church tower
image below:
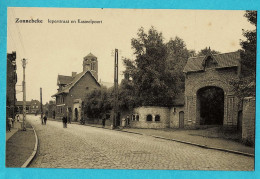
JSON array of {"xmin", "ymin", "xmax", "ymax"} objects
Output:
[{"xmin": 83, "ymin": 53, "xmax": 98, "ymax": 80}]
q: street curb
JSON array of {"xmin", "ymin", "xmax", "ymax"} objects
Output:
[
  {"xmin": 85, "ymin": 124, "xmax": 254, "ymax": 158},
  {"xmin": 21, "ymin": 125, "xmax": 38, "ymax": 168},
  {"xmin": 150, "ymin": 135, "xmax": 254, "ymax": 158}
]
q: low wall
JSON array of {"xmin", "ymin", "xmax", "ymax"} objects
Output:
[
  {"xmin": 131, "ymin": 106, "xmax": 170, "ymax": 128},
  {"xmin": 242, "ymin": 97, "xmax": 255, "ymax": 146}
]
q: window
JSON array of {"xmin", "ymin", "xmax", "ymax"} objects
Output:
[
  {"xmin": 132, "ymin": 115, "xmax": 135, "ymax": 121},
  {"xmin": 146, "ymin": 114, "xmax": 152, "ymax": 122},
  {"xmin": 155, "ymin": 115, "xmax": 160, "ymax": 122},
  {"xmin": 136, "ymin": 115, "xmax": 139, "ymax": 121}
]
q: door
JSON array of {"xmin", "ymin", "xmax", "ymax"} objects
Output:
[{"xmin": 179, "ymin": 111, "xmax": 184, "ymax": 128}]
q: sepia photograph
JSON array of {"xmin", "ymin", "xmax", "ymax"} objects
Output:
[{"xmin": 5, "ymin": 7, "xmax": 256, "ymax": 171}]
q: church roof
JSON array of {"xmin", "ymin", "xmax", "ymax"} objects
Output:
[
  {"xmin": 183, "ymin": 51, "xmax": 240, "ymax": 73},
  {"xmin": 85, "ymin": 53, "xmax": 97, "ymax": 59},
  {"xmin": 52, "ymin": 70, "xmax": 100, "ymax": 97}
]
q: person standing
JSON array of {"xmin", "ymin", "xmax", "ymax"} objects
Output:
[
  {"xmin": 102, "ymin": 115, "xmax": 106, "ymax": 128},
  {"xmin": 11, "ymin": 117, "xmax": 15, "ymax": 128},
  {"xmin": 7, "ymin": 118, "xmax": 12, "ymax": 132}
]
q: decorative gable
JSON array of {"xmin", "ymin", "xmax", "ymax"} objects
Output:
[{"xmin": 202, "ymin": 55, "xmax": 218, "ymax": 69}]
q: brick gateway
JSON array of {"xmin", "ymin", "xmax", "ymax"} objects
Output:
[{"xmin": 183, "ymin": 51, "xmax": 241, "ymax": 128}]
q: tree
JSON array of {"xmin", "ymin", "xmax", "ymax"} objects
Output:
[
  {"xmin": 130, "ymin": 27, "xmax": 175, "ymax": 106},
  {"xmin": 83, "ymin": 87, "xmax": 112, "ymax": 119},
  {"xmin": 231, "ymin": 11, "xmax": 257, "ymax": 97},
  {"xmin": 197, "ymin": 47, "xmax": 220, "ymax": 56},
  {"xmin": 166, "ymin": 37, "xmax": 195, "ymax": 94},
  {"xmin": 240, "ymin": 11, "xmax": 257, "ymax": 78}
]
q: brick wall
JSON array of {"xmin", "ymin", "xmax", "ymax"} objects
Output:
[
  {"xmin": 242, "ymin": 97, "xmax": 255, "ymax": 146},
  {"xmin": 184, "ymin": 67, "xmax": 239, "ymax": 128}
]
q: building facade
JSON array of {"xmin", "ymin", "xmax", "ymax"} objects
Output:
[
  {"xmin": 52, "ymin": 53, "xmax": 101, "ymax": 121},
  {"xmin": 16, "ymin": 101, "xmax": 31, "ymax": 114},
  {"xmin": 125, "ymin": 51, "xmax": 242, "ymax": 130},
  {"xmin": 6, "ymin": 52, "xmax": 17, "ymax": 128},
  {"xmin": 30, "ymin": 99, "xmax": 41, "ymax": 114},
  {"xmin": 183, "ymin": 51, "xmax": 241, "ymax": 129}
]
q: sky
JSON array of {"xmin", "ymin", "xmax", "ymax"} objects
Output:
[{"xmin": 7, "ymin": 8, "xmax": 255, "ymax": 104}]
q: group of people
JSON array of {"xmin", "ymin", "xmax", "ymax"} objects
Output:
[
  {"xmin": 7, "ymin": 114, "xmax": 20, "ymax": 132},
  {"xmin": 40, "ymin": 113, "xmax": 69, "ymax": 128}
]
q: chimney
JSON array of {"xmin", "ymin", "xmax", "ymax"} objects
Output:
[{"xmin": 72, "ymin": 72, "xmax": 77, "ymax": 77}]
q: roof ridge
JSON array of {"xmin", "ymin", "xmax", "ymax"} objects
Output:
[{"xmin": 188, "ymin": 51, "xmax": 239, "ymax": 60}]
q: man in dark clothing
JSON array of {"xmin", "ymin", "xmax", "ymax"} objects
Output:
[
  {"xmin": 102, "ymin": 116, "xmax": 106, "ymax": 128},
  {"xmin": 62, "ymin": 115, "xmax": 67, "ymax": 128},
  {"xmin": 43, "ymin": 115, "xmax": 47, "ymax": 125}
]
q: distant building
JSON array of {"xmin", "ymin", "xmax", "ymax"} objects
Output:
[
  {"xmin": 6, "ymin": 52, "xmax": 17, "ymax": 129},
  {"xmin": 16, "ymin": 101, "xmax": 31, "ymax": 114},
  {"xmin": 52, "ymin": 53, "xmax": 101, "ymax": 121},
  {"xmin": 30, "ymin": 99, "xmax": 41, "ymax": 114}
]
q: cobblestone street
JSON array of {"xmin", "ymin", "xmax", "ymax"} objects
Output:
[{"xmin": 27, "ymin": 115, "xmax": 254, "ymax": 170}]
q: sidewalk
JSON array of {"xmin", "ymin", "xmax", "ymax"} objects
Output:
[
  {"xmin": 6, "ymin": 122, "xmax": 37, "ymax": 167},
  {"xmin": 6, "ymin": 121, "xmax": 21, "ymax": 141},
  {"xmin": 85, "ymin": 124, "xmax": 255, "ymax": 157}
]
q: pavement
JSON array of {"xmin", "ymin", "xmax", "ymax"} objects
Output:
[
  {"xmin": 28, "ymin": 116, "xmax": 254, "ymax": 170},
  {"xmin": 86, "ymin": 124, "xmax": 255, "ymax": 156},
  {"xmin": 6, "ymin": 120, "xmax": 37, "ymax": 168},
  {"xmin": 6, "ymin": 121, "xmax": 21, "ymax": 141}
]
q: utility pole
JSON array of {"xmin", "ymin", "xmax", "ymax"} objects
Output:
[
  {"xmin": 40, "ymin": 88, "xmax": 43, "ymax": 124},
  {"xmin": 112, "ymin": 49, "xmax": 119, "ymax": 129},
  {"xmin": 22, "ymin": 58, "xmax": 27, "ymax": 131}
]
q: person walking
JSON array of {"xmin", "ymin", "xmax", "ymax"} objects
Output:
[
  {"xmin": 62, "ymin": 114, "xmax": 67, "ymax": 128},
  {"xmin": 43, "ymin": 115, "xmax": 47, "ymax": 125}
]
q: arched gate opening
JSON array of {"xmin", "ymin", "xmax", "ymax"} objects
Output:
[{"xmin": 197, "ymin": 86, "xmax": 224, "ymax": 125}]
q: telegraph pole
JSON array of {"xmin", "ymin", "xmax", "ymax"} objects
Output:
[
  {"xmin": 40, "ymin": 88, "xmax": 43, "ymax": 124},
  {"xmin": 112, "ymin": 49, "xmax": 119, "ymax": 129},
  {"xmin": 22, "ymin": 58, "xmax": 27, "ymax": 131}
]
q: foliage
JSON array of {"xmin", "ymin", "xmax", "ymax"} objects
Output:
[
  {"xmin": 129, "ymin": 27, "xmax": 173, "ymax": 106},
  {"xmin": 197, "ymin": 47, "xmax": 220, "ymax": 56},
  {"xmin": 83, "ymin": 86, "xmax": 112, "ymax": 118},
  {"xmin": 232, "ymin": 10, "xmax": 257, "ymax": 98},
  {"xmin": 120, "ymin": 27, "xmax": 211, "ymax": 108},
  {"xmin": 166, "ymin": 37, "xmax": 195, "ymax": 94}
]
